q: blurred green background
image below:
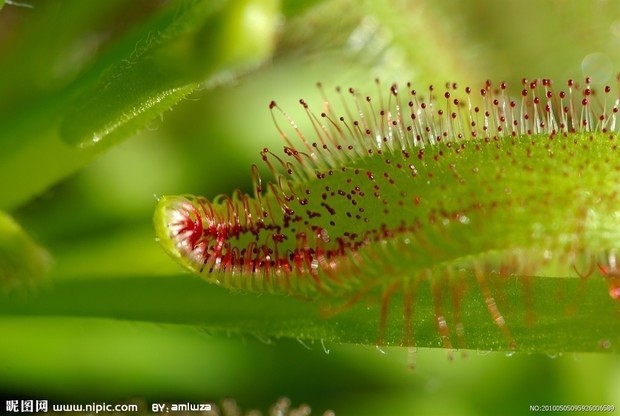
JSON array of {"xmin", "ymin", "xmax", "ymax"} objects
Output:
[{"xmin": 0, "ymin": 0, "xmax": 619, "ymax": 414}]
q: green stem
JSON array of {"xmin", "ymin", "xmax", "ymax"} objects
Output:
[{"xmin": 1, "ymin": 274, "xmax": 617, "ymax": 353}]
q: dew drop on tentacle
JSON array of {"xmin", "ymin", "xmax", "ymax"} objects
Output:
[
  {"xmin": 596, "ymin": 251, "xmax": 620, "ymax": 302},
  {"xmin": 407, "ymin": 346, "xmax": 417, "ymax": 372},
  {"xmin": 431, "ymin": 276, "xmax": 455, "ymax": 359}
]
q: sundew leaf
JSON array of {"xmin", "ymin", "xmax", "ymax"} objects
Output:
[
  {"xmin": 154, "ymin": 78, "xmax": 620, "ymax": 354},
  {"xmin": 0, "ymin": 0, "xmax": 279, "ymax": 210}
]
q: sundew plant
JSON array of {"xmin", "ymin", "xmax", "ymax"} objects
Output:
[{"xmin": 1, "ymin": 1, "xmax": 619, "ymax": 415}]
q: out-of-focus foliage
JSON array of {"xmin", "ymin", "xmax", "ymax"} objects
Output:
[{"xmin": 1, "ymin": 0, "xmax": 619, "ymax": 414}]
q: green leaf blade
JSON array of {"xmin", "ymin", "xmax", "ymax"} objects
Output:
[{"xmin": 0, "ymin": 274, "xmax": 617, "ymax": 353}]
